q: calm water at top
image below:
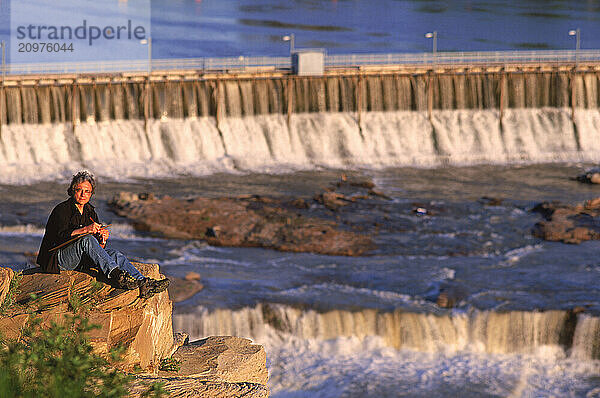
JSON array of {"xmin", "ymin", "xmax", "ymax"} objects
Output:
[
  {"xmin": 150, "ymin": 0, "xmax": 600, "ymax": 58},
  {"xmin": 1, "ymin": 0, "xmax": 599, "ymax": 59}
]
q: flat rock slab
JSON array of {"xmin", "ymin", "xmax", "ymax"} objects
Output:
[
  {"xmin": 532, "ymin": 198, "xmax": 600, "ymax": 244},
  {"xmin": 168, "ymin": 277, "xmax": 204, "ymax": 303},
  {"xmin": 109, "ymin": 191, "xmax": 374, "ymax": 256},
  {"xmin": 131, "ymin": 377, "xmax": 269, "ymax": 398},
  {"xmin": 159, "ymin": 336, "xmax": 268, "ymax": 385}
]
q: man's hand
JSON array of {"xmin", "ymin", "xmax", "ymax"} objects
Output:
[
  {"xmin": 71, "ymin": 220, "xmax": 108, "ymax": 237},
  {"xmin": 98, "ymin": 228, "xmax": 110, "ymax": 245},
  {"xmin": 83, "ymin": 221, "xmax": 102, "ymax": 234}
]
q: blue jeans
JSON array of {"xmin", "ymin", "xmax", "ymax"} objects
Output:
[{"xmin": 57, "ymin": 234, "xmax": 145, "ymax": 280}]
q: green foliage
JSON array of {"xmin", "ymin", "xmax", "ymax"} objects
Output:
[
  {"xmin": 0, "ymin": 271, "xmax": 22, "ymax": 314},
  {"xmin": 68, "ymin": 280, "xmax": 104, "ymax": 313},
  {"xmin": 140, "ymin": 382, "xmax": 168, "ymax": 398},
  {"xmin": 0, "ymin": 313, "xmax": 131, "ymax": 397},
  {"xmin": 67, "ymin": 288, "xmax": 83, "ymax": 313},
  {"xmin": 158, "ymin": 356, "xmax": 181, "ymax": 372}
]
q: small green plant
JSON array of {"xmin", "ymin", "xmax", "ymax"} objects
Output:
[
  {"xmin": 158, "ymin": 357, "xmax": 181, "ymax": 372},
  {"xmin": 68, "ymin": 286, "xmax": 83, "ymax": 312},
  {"xmin": 140, "ymin": 382, "xmax": 168, "ymax": 398},
  {"xmin": 0, "ymin": 313, "xmax": 132, "ymax": 397},
  {"xmin": 0, "ymin": 271, "xmax": 22, "ymax": 314},
  {"xmin": 0, "ymin": 313, "xmax": 168, "ymax": 397}
]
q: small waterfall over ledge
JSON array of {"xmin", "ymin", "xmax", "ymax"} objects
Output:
[{"xmin": 173, "ymin": 304, "xmax": 600, "ymax": 360}]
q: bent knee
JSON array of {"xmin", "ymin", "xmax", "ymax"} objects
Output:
[{"xmin": 79, "ymin": 234, "xmax": 99, "ymax": 246}]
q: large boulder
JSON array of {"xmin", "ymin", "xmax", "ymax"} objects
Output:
[{"xmin": 130, "ymin": 336, "xmax": 269, "ymax": 397}]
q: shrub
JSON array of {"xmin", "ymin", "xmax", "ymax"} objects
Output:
[{"xmin": 0, "ymin": 313, "xmax": 149, "ymax": 397}]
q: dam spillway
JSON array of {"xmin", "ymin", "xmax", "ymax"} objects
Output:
[
  {"xmin": 1, "ymin": 64, "xmax": 600, "ymax": 182},
  {"xmin": 2, "ymin": 66, "xmax": 600, "ymax": 123}
]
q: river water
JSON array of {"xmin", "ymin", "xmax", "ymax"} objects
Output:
[
  {"xmin": 150, "ymin": 0, "xmax": 600, "ymax": 57},
  {"xmin": 1, "ymin": 164, "xmax": 600, "ymax": 397}
]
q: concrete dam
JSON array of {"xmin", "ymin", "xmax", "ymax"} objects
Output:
[{"xmin": 1, "ymin": 64, "xmax": 599, "ymax": 182}]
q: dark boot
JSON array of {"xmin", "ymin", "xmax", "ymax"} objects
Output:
[
  {"xmin": 110, "ymin": 268, "xmax": 139, "ymax": 290},
  {"xmin": 138, "ymin": 277, "xmax": 170, "ymax": 299}
]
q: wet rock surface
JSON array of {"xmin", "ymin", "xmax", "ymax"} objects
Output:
[
  {"xmin": 532, "ymin": 198, "xmax": 600, "ymax": 244},
  {"xmin": 574, "ymin": 168, "xmax": 600, "ymax": 184},
  {"xmin": 168, "ymin": 272, "xmax": 204, "ymax": 303},
  {"xmin": 108, "ymin": 179, "xmax": 381, "ymax": 256}
]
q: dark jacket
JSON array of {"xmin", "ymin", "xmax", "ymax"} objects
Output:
[{"xmin": 36, "ymin": 198, "xmax": 100, "ymax": 273}]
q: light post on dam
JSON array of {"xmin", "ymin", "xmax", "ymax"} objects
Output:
[
  {"xmin": 282, "ymin": 33, "xmax": 295, "ymax": 55},
  {"xmin": 425, "ymin": 31, "xmax": 437, "ymax": 67},
  {"xmin": 568, "ymin": 28, "xmax": 580, "ymax": 67},
  {"xmin": 140, "ymin": 37, "xmax": 152, "ymax": 77},
  {"xmin": 140, "ymin": 37, "xmax": 152, "ymax": 132}
]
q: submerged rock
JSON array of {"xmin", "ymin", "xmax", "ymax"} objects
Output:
[
  {"xmin": 168, "ymin": 276, "xmax": 204, "ymax": 303},
  {"xmin": 532, "ymin": 198, "xmax": 600, "ymax": 244}
]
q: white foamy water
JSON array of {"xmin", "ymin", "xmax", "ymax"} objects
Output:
[
  {"xmin": 266, "ymin": 333, "xmax": 600, "ymax": 398},
  {"xmin": 0, "ymin": 223, "xmax": 156, "ymax": 242},
  {"xmin": 173, "ymin": 305, "xmax": 600, "ymax": 397},
  {"xmin": 2, "ymin": 109, "xmax": 600, "ymax": 184},
  {"xmin": 174, "ymin": 304, "xmax": 600, "ymax": 358}
]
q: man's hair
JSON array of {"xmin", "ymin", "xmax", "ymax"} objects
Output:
[{"xmin": 67, "ymin": 171, "xmax": 97, "ymax": 197}]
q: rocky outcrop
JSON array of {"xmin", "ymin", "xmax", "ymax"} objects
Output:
[
  {"xmin": 0, "ymin": 265, "xmax": 270, "ymax": 397},
  {"xmin": 0, "ymin": 263, "xmax": 174, "ymax": 370},
  {"xmin": 108, "ymin": 190, "xmax": 374, "ymax": 256},
  {"xmin": 130, "ymin": 336, "xmax": 269, "ymax": 397},
  {"xmin": 532, "ymin": 198, "xmax": 600, "ymax": 244}
]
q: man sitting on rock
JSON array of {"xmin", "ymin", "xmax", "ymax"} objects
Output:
[{"xmin": 36, "ymin": 171, "xmax": 169, "ymax": 298}]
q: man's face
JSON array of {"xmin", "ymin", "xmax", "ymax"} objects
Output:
[{"xmin": 73, "ymin": 181, "xmax": 93, "ymax": 206}]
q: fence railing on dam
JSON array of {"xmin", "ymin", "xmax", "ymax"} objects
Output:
[{"xmin": 3, "ymin": 49, "xmax": 600, "ymax": 75}]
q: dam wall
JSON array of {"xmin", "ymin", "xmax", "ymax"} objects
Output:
[{"xmin": 0, "ymin": 66, "xmax": 599, "ymax": 125}]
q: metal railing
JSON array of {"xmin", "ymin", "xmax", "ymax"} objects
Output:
[
  {"xmin": 2, "ymin": 50, "xmax": 600, "ymax": 76},
  {"xmin": 326, "ymin": 50, "xmax": 600, "ymax": 67}
]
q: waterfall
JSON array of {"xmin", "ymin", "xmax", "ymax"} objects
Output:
[
  {"xmin": 1, "ymin": 108, "xmax": 600, "ymax": 183},
  {"xmin": 173, "ymin": 304, "xmax": 600, "ymax": 359}
]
